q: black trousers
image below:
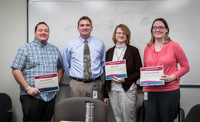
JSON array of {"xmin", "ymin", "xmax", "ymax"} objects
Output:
[
  {"xmin": 20, "ymin": 95, "xmax": 56, "ymax": 122},
  {"xmin": 144, "ymin": 89, "xmax": 180, "ymax": 122}
]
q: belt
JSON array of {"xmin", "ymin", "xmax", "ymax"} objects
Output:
[{"xmin": 71, "ymin": 76, "xmax": 101, "ymax": 83}]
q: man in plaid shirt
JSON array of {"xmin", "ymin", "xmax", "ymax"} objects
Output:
[{"xmin": 11, "ymin": 22, "xmax": 63, "ymax": 122}]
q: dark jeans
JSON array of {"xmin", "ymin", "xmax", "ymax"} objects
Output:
[
  {"xmin": 20, "ymin": 95, "xmax": 56, "ymax": 122},
  {"xmin": 144, "ymin": 89, "xmax": 180, "ymax": 122}
]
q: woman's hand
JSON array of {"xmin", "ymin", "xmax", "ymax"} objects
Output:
[
  {"xmin": 160, "ymin": 74, "xmax": 177, "ymax": 83},
  {"xmin": 111, "ymin": 76, "xmax": 125, "ymax": 83},
  {"xmin": 104, "ymin": 98, "xmax": 109, "ymax": 106}
]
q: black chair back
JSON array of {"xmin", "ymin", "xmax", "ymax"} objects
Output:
[
  {"xmin": 0, "ymin": 93, "xmax": 12, "ymax": 122},
  {"xmin": 184, "ymin": 104, "xmax": 200, "ymax": 122}
]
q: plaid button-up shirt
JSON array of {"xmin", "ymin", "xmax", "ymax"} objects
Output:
[{"xmin": 11, "ymin": 39, "xmax": 63, "ymax": 102}]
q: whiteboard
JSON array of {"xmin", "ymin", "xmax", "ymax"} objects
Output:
[{"xmin": 28, "ymin": 0, "xmax": 200, "ymax": 85}]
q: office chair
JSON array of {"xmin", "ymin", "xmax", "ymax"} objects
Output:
[
  {"xmin": 0, "ymin": 93, "xmax": 12, "ymax": 122},
  {"xmin": 53, "ymin": 97, "xmax": 107, "ymax": 122},
  {"xmin": 183, "ymin": 104, "xmax": 200, "ymax": 122}
]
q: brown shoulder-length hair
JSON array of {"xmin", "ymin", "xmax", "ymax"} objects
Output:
[
  {"xmin": 147, "ymin": 18, "xmax": 171, "ymax": 46},
  {"xmin": 112, "ymin": 24, "xmax": 131, "ymax": 45}
]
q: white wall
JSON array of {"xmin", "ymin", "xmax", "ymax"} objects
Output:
[
  {"xmin": 28, "ymin": 0, "xmax": 200, "ymax": 85},
  {"xmin": 0, "ymin": 0, "xmax": 27, "ymax": 122},
  {"xmin": 0, "ymin": 0, "xmax": 200, "ymax": 122}
]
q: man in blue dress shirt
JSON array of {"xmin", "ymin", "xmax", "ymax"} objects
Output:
[
  {"xmin": 11, "ymin": 22, "xmax": 64, "ymax": 122},
  {"xmin": 63, "ymin": 16, "xmax": 106, "ymax": 100}
]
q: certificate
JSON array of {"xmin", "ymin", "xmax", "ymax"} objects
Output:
[
  {"xmin": 140, "ymin": 66, "xmax": 164, "ymax": 86},
  {"xmin": 105, "ymin": 60, "xmax": 127, "ymax": 80},
  {"xmin": 34, "ymin": 73, "xmax": 59, "ymax": 92}
]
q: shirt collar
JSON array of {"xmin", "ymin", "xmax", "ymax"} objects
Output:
[
  {"xmin": 115, "ymin": 43, "xmax": 126, "ymax": 49},
  {"xmin": 79, "ymin": 36, "xmax": 92, "ymax": 43}
]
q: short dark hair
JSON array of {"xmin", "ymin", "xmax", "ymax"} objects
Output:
[
  {"xmin": 34, "ymin": 22, "xmax": 49, "ymax": 32},
  {"xmin": 77, "ymin": 16, "xmax": 92, "ymax": 26}
]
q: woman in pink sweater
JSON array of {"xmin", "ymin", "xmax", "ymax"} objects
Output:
[{"xmin": 143, "ymin": 18, "xmax": 190, "ymax": 122}]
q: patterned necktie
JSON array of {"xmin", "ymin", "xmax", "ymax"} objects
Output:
[{"xmin": 84, "ymin": 40, "xmax": 91, "ymax": 79}]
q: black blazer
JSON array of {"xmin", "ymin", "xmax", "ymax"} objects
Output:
[{"xmin": 104, "ymin": 44, "xmax": 142, "ymax": 98}]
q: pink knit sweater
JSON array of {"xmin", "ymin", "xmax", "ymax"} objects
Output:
[{"xmin": 143, "ymin": 41, "xmax": 190, "ymax": 92}]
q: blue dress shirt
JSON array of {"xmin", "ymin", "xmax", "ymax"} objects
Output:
[{"xmin": 63, "ymin": 36, "xmax": 106, "ymax": 79}]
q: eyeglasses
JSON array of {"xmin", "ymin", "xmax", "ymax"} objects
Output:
[
  {"xmin": 152, "ymin": 26, "xmax": 166, "ymax": 30},
  {"xmin": 116, "ymin": 32, "xmax": 126, "ymax": 36}
]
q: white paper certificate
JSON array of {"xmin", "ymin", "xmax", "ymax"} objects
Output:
[
  {"xmin": 140, "ymin": 66, "xmax": 164, "ymax": 86},
  {"xmin": 34, "ymin": 73, "xmax": 59, "ymax": 92},
  {"xmin": 105, "ymin": 60, "xmax": 127, "ymax": 80}
]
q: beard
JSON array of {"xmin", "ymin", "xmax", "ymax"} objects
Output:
[{"xmin": 40, "ymin": 40, "xmax": 47, "ymax": 47}]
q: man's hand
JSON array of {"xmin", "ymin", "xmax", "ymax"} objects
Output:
[{"xmin": 27, "ymin": 87, "xmax": 40, "ymax": 96}]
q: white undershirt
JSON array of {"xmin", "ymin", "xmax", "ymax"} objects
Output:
[{"xmin": 111, "ymin": 44, "xmax": 127, "ymax": 91}]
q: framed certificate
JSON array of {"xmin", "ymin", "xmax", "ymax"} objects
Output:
[
  {"xmin": 34, "ymin": 73, "xmax": 59, "ymax": 92},
  {"xmin": 140, "ymin": 66, "xmax": 164, "ymax": 86},
  {"xmin": 105, "ymin": 60, "xmax": 127, "ymax": 80}
]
